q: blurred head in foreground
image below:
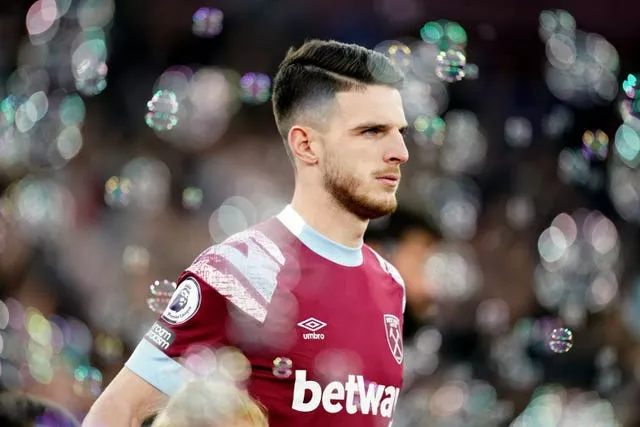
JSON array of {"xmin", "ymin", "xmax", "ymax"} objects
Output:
[
  {"xmin": 0, "ymin": 392, "xmax": 79, "ymax": 427},
  {"xmin": 151, "ymin": 380, "xmax": 268, "ymax": 427},
  {"xmin": 272, "ymin": 39, "xmax": 409, "ymax": 220}
]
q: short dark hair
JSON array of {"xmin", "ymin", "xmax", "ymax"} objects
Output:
[
  {"xmin": 271, "ymin": 39, "xmax": 405, "ymax": 160},
  {"xmin": 0, "ymin": 392, "xmax": 79, "ymax": 427}
]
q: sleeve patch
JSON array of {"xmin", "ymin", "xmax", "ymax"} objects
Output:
[
  {"xmin": 144, "ymin": 321, "xmax": 175, "ymax": 350},
  {"xmin": 161, "ymin": 278, "xmax": 201, "ymax": 325}
]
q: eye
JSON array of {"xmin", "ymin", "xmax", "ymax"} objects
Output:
[{"xmin": 362, "ymin": 128, "xmax": 382, "ymax": 136}]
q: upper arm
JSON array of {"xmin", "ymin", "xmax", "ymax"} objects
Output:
[
  {"xmin": 125, "ymin": 276, "xmax": 232, "ymax": 395},
  {"xmin": 124, "ymin": 238, "xmax": 275, "ymax": 397},
  {"xmin": 86, "ymin": 366, "xmax": 168, "ymax": 425}
]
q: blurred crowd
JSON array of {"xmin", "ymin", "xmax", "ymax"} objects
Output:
[{"xmin": 2, "ymin": 0, "xmax": 640, "ymax": 425}]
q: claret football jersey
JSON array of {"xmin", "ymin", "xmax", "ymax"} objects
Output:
[{"xmin": 126, "ymin": 205, "xmax": 406, "ymax": 426}]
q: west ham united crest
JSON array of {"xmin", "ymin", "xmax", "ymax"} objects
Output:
[{"xmin": 383, "ymin": 314, "xmax": 403, "ymax": 364}]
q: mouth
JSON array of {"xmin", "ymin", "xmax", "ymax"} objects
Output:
[{"xmin": 376, "ymin": 175, "xmax": 401, "ymax": 186}]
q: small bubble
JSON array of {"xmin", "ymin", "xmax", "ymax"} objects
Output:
[
  {"xmin": 239, "ymin": 73, "xmax": 271, "ymax": 105},
  {"xmin": 272, "ymin": 356, "xmax": 293, "ymax": 378},
  {"xmin": 581, "ymin": 129, "xmax": 609, "ymax": 160},
  {"xmin": 192, "ymin": 7, "xmax": 223, "ymax": 38},
  {"xmin": 73, "ymin": 365, "xmax": 103, "ymax": 397},
  {"xmin": 504, "ymin": 117, "xmax": 533, "ymax": 148},
  {"xmin": 145, "ymin": 90, "xmax": 179, "ymax": 131},
  {"xmin": 182, "ymin": 187, "xmax": 203, "ymax": 210},
  {"xmin": 146, "ymin": 280, "xmax": 177, "ymax": 314},
  {"xmin": 622, "ymin": 74, "xmax": 639, "ymax": 99},
  {"xmin": 435, "ymin": 49, "xmax": 466, "ymax": 83},
  {"xmin": 386, "ymin": 42, "xmax": 413, "ymax": 71},
  {"xmin": 413, "ymin": 115, "xmax": 446, "ymax": 146},
  {"xmin": 374, "ymin": 40, "xmax": 413, "ymax": 73},
  {"xmin": 548, "ymin": 327, "xmax": 573, "ymax": 353},
  {"xmin": 104, "ymin": 176, "xmax": 132, "ymax": 207}
]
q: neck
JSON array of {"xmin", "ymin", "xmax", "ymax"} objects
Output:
[{"xmin": 290, "ymin": 185, "xmax": 368, "ymax": 248}]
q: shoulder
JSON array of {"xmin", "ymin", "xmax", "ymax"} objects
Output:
[
  {"xmin": 364, "ymin": 244, "xmax": 406, "ymax": 312},
  {"xmin": 180, "ymin": 221, "xmax": 289, "ymax": 322},
  {"xmin": 364, "ymin": 244, "xmax": 405, "ymax": 287}
]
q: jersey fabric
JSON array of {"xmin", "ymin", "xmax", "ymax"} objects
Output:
[{"xmin": 126, "ymin": 205, "xmax": 406, "ymax": 426}]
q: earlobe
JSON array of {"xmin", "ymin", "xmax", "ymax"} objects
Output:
[{"xmin": 288, "ymin": 126, "xmax": 319, "ymax": 166}]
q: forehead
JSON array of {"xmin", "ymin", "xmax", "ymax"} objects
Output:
[{"xmin": 333, "ymin": 85, "xmax": 406, "ymax": 128}]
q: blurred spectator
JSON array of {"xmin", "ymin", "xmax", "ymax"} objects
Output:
[
  {"xmin": 366, "ymin": 208, "xmax": 442, "ymax": 339},
  {"xmin": 0, "ymin": 392, "xmax": 80, "ymax": 427}
]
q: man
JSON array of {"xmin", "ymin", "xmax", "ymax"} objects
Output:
[{"xmin": 83, "ymin": 39, "xmax": 409, "ymax": 426}]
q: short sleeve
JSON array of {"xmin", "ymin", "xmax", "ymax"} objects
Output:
[
  {"xmin": 125, "ymin": 275, "xmax": 230, "ymax": 396},
  {"xmin": 125, "ymin": 229, "xmax": 284, "ymax": 395}
]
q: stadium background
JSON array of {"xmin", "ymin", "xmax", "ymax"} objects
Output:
[{"xmin": 1, "ymin": 0, "xmax": 640, "ymax": 425}]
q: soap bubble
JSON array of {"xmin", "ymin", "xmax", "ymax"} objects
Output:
[
  {"xmin": 145, "ymin": 90, "xmax": 179, "ymax": 131},
  {"xmin": 192, "ymin": 7, "xmax": 223, "ymax": 38},
  {"xmin": 435, "ymin": 49, "xmax": 466, "ymax": 82},
  {"xmin": 146, "ymin": 279, "xmax": 177, "ymax": 314},
  {"xmin": 548, "ymin": 327, "xmax": 573, "ymax": 353},
  {"xmin": 239, "ymin": 72, "xmax": 271, "ymax": 105},
  {"xmin": 272, "ymin": 356, "xmax": 293, "ymax": 378}
]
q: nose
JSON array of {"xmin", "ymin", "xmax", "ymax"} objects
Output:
[{"xmin": 384, "ymin": 131, "xmax": 409, "ymax": 165}]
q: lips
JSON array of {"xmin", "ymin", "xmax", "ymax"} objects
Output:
[
  {"xmin": 376, "ymin": 174, "xmax": 400, "ymax": 186},
  {"xmin": 377, "ymin": 175, "xmax": 400, "ymax": 181}
]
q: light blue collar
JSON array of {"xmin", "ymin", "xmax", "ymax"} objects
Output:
[{"xmin": 276, "ymin": 205, "xmax": 363, "ymax": 267}]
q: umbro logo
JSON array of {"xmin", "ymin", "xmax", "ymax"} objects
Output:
[{"xmin": 298, "ymin": 317, "xmax": 327, "ymax": 340}]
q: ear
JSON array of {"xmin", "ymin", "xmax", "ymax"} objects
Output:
[{"xmin": 287, "ymin": 125, "xmax": 319, "ymax": 166}]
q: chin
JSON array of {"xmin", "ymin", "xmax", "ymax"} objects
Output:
[{"xmin": 356, "ymin": 197, "xmax": 398, "ymax": 219}]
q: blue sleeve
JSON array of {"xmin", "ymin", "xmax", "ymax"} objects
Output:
[{"xmin": 125, "ymin": 339, "xmax": 194, "ymax": 396}]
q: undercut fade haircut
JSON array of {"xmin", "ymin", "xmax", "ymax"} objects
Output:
[{"xmin": 272, "ymin": 39, "xmax": 405, "ymax": 162}]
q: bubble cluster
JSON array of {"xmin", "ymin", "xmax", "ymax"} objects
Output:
[
  {"xmin": 0, "ymin": 299, "xmax": 104, "ymax": 396},
  {"xmin": 239, "ymin": 73, "xmax": 271, "ymax": 105},
  {"xmin": 541, "ymin": 10, "xmax": 619, "ymax": 107},
  {"xmin": 512, "ymin": 385, "xmax": 619, "ymax": 426},
  {"xmin": 435, "ymin": 49, "xmax": 466, "ymax": 83},
  {"xmin": 490, "ymin": 318, "xmax": 543, "ymax": 390},
  {"xmin": 535, "ymin": 211, "xmax": 620, "ymax": 327},
  {"xmin": 147, "ymin": 66, "xmax": 238, "ymax": 151},
  {"xmin": 558, "ymin": 147, "xmax": 602, "ymax": 190},
  {"xmin": 608, "ymin": 123, "xmax": 640, "ymax": 222},
  {"xmin": 145, "ymin": 89, "xmax": 179, "ymax": 131},
  {"xmin": 146, "ymin": 280, "xmax": 177, "ymax": 314},
  {"xmin": 192, "ymin": 8, "xmax": 223, "ymax": 38},
  {"xmin": 621, "ymin": 74, "xmax": 640, "ymax": 120}
]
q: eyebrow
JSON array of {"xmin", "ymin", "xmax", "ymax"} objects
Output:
[{"xmin": 350, "ymin": 122, "xmax": 409, "ymax": 133}]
